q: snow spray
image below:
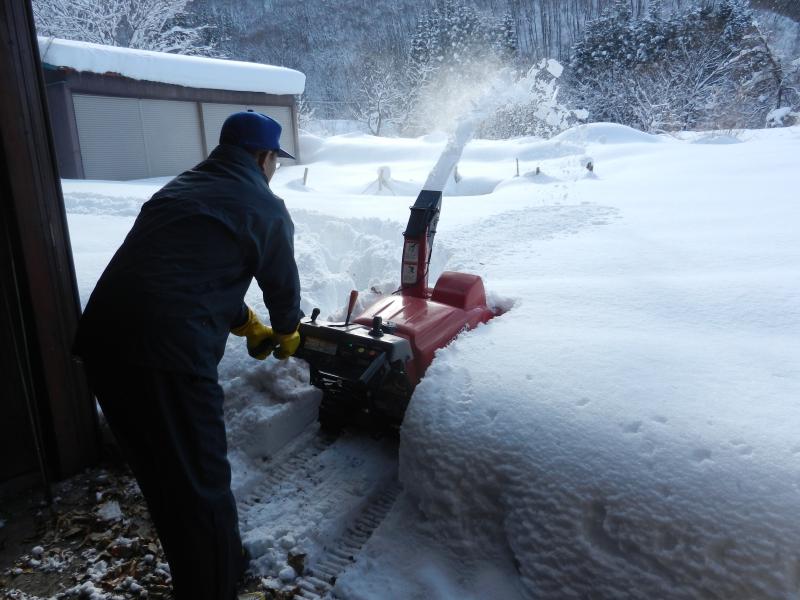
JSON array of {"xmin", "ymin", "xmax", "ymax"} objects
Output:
[
  {"xmin": 405, "ymin": 70, "xmax": 530, "ymax": 294},
  {"xmin": 422, "ymin": 66, "xmax": 554, "ymax": 190}
]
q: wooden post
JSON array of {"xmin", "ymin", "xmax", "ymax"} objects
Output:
[
  {"xmin": 515, "ymin": 158, "xmax": 519, "ymax": 177},
  {"xmin": 0, "ymin": 0, "xmax": 97, "ymax": 484},
  {"xmin": 303, "ymin": 167, "xmax": 309, "ymax": 186}
]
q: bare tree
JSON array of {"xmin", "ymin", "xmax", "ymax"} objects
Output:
[
  {"xmin": 296, "ymin": 93, "xmax": 317, "ymax": 130},
  {"xmin": 349, "ymin": 57, "xmax": 404, "ymax": 136},
  {"xmin": 33, "ymin": 0, "xmax": 214, "ymax": 55}
]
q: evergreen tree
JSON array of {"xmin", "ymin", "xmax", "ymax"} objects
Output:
[{"xmin": 566, "ymin": 0, "xmax": 784, "ymax": 131}]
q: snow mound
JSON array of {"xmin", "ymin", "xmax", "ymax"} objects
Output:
[
  {"xmin": 691, "ymin": 133, "xmax": 743, "ymax": 144},
  {"xmin": 554, "ymin": 122, "xmax": 662, "ymax": 145},
  {"xmin": 766, "ymin": 107, "xmax": 796, "ymax": 128},
  {"xmin": 360, "ymin": 167, "xmax": 420, "ymax": 196},
  {"xmin": 306, "ymin": 133, "xmax": 445, "ymax": 165},
  {"xmin": 462, "ymin": 137, "xmax": 586, "ymax": 163},
  {"xmin": 63, "ymin": 191, "xmax": 148, "ymax": 216},
  {"xmin": 392, "ymin": 126, "xmax": 800, "ymax": 599},
  {"xmin": 442, "ymin": 174, "xmax": 500, "ymax": 196}
]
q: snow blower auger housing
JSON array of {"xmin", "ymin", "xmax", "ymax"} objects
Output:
[{"xmin": 296, "ymin": 189, "xmax": 494, "ymax": 429}]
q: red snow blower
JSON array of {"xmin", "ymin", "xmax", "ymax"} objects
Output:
[{"xmin": 295, "ymin": 188, "xmax": 494, "ymax": 428}]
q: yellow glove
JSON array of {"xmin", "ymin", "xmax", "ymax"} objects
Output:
[
  {"xmin": 231, "ymin": 307, "xmax": 275, "ymax": 360},
  {"xmin": 272, "ymin": 329, "xmax": 301, "ymax": 360}
]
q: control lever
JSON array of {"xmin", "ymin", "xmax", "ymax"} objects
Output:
[
  {"xmin": 310, "ymin": 307, "xmax": 320, "ymax": 323},
  {"xmin": 344, "ymin": 290, "xmax": 358, "ymax": 326},
  {"xmin": 370, "ymin": 316, "xmax": 383, "ymax": 337}
]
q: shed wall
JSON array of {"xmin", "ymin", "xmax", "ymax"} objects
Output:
[
  {"xmin": 201, "ymin": 103, "xmax": 295, "ymax": 162},
  {"xmin": 44, "ymin": 68, "xmax": 300, "ymax": 181}
]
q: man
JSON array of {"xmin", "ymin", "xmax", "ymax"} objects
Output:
[{"xmin": 74, "ymin": 112, "xmax": 302, "ymax": 600}]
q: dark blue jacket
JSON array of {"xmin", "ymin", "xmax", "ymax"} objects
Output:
[{"xmin": 75, "ymin": 144, "xmax": 302, "ymax": 380}]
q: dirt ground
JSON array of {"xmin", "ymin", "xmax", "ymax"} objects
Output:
[
  {"xmin": 1, "ymin": 462, "xmax": 299, "ymax": 600},
  {"xmin": 0, "ymin": 464, "xmax": 173, "ymax": 599}
]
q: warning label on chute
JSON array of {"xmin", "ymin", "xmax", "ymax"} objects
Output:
[{"xmin": 402, "ymin": 264, "xmax": 417, "ymax": 285}]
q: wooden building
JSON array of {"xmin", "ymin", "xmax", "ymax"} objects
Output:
[{"xmin": 40, "ymin": 36, "xmax": 305, "ymax": 181}]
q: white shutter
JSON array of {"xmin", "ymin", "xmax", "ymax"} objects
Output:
[
  {"xmin": 201, "ymin": 103, "xmax": 243, "ymax": 154},
  {"xmin": 73, "ymin": 94, "xmax": 148, "ymax": 180},
  {"xmin": 140, "ymin": 99, "xmax": 204, "ymax": 177},
  {"xmin": 253, "ymin": 105, "xmax": 295, "ymax": 162},
  {"xmin": 202, "ymin": 103, "xmax": 297, "ymax": 163}
]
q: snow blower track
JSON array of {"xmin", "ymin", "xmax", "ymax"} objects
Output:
[
  {"xmin": 238, "ymin": 432, "xmax": 338, "ymax": 518},
  {"xmin": 295, "ymin": 482, "xmax": 402, "ymax": 599},
  {"xmin": 236, "ymin": 429, "xmax": 400, "ymax": 597}
]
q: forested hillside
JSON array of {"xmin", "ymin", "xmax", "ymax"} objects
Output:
[
  {"xmin": 34, "ymin": 0, "xmax": 800, "ymax": 132},
  {"xmin": 188, "ymin": 0, "xmax": 797, "ymax": 104}
]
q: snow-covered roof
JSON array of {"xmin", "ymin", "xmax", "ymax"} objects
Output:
[{"xmin": 38, "ymin": 37, "xmax": 305, "ymax": 96}]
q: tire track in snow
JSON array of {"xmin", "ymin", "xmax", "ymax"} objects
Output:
[
  {"xmin": 238, "ymin": 433, "xmax": 338, "ymax": 521},
  {"xmin": 294, "ymin": 483, "xmax": 402, "ymax": 599},
  {"xmin": 437, "ymin": 203, "xmax": 620, "ymax": 275},
  {"xmin": 236, "ymin": 431, "xmax": 399, "ymax": 593}
]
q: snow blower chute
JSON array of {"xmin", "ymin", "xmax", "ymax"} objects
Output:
[{"xmin": 295, "ymin": 122, "xmax": 494, "ymax": 428}]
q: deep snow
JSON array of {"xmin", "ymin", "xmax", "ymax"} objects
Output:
[{"xmin": 63, "ymin": 123, "xmax": 800, "ymax": 599}]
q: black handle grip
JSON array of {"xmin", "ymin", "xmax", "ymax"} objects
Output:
[{"xmin": 251, "ymin": 338, "xmax": 277, "ymax": 357}]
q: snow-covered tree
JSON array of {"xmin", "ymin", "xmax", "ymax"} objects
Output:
[
  {"xmin": 566, "ymin": 0, "xmax": 784, "ymax": 132},
  {"xmin": 33, "ymin": 0, "xmax": 215, "ymax": 55},
  {"xmin": 349, "ymin": 57, "xmax": 405, "ymax": 136}
]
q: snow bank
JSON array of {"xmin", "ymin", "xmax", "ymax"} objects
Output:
[
  {"xmin": 38, "ymin": 36, "xmax": 305, "ymax": 95},
  {"xmin": 334, "ymin": 495, "xmax": 527, "ymax": 600},
  {"xmin": 391, "ymin": 125, "xmax": 800, "ymax": 598}
]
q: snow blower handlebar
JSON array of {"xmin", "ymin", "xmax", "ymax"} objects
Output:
[{"xmin": 401, "ymin": 190, "xmax": 442, "ymax": 298}]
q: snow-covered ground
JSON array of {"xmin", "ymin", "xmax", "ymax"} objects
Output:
[{"xmin": 64, "ymin": 123, "xmax": 800, "ymax": 599}]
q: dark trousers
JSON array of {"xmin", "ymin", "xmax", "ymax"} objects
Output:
[{"xmin": 84, "ymin": 359, "xmax": 244, "ymax": 600}]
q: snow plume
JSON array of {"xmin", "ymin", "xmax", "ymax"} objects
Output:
[
  {"xmin": 409, "ymin": 58, "xmax": 586, "ymax": 149},
  {"xmin": 405, "ymin": 58, "xmax": 513, "ymax": 137},
  {"xmin": 421, "ymin": 86, "xmax": 499, "ymax": 191},
  {"xmin": 402, "ymin": 0, "xmax": 518, "ymax": 137},
  {"xmin": 422, "ymin": 67, "xmax": 541, "ymax": 190},
  {"xmin": 422, "ymin": 61, "xmax": 589, "ymax": 191},
  {"xmin": 479, "ymin": 59, "xmax": 588, "ymax": 139}
]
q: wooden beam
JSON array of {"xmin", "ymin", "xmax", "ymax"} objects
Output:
[{"xmin": 0, "ymin": 0, "xmax": 98, "ymax": 479}]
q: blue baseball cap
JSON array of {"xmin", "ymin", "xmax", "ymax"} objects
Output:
[{"xmin": 219, "ymin": 111, "xmax": 295, "ymax": 159}]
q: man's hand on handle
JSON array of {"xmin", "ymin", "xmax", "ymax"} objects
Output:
[
  {"xmin": 271, "ymin": 330, "xmax": 300, "ymax": 360},
  {"xmin": 231, "ymin": 306, "xmax": 300, "ymax": 360},
  {"xmin": 231, "ymin": 306, "xmax": 274, "ymax": 360}
]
